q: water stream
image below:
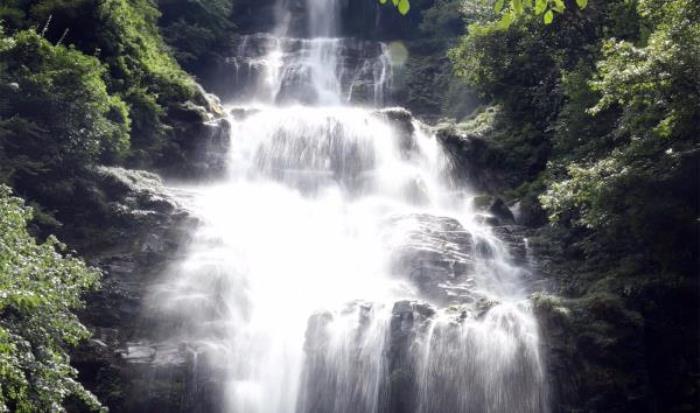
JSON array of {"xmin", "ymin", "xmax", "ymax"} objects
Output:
[{"xmin": 142, "ymin": 1, "xmax": 548, "ymax": 411}]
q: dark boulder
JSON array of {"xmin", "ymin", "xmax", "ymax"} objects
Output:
[
  {"xmin": 163, "ymin": 108, "xmax": 231, "ymax": 179},
  {"xmin": 488, "ymin": 197, "xmax": 515, "ymax": 224},
  {"xmin": 436, "ymin": 125, "xmax": 508, "ymax": 193},
  {"xmin": 511, "ymin": 196, "xmax": 548, "ymax": 227},
  {"xmin": 373, "ymin": 107, "xmax": 417, "ymax": 156},
  {"xmin": 472, "ymin": 194, "xmax": 516, "ymax": 225}
]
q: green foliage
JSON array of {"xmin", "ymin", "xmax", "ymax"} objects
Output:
[
  {"xmin": 589, "ymin": 0, "xmax": 700, "ymax": 141},
  {"xmin": 476, "ymin": 0, "xmax": 588, "ymax": 30},
  {"xmin": 93, "ymin": 0, "xmax": 196, "ymax": 157},
  {"xmin": 450, "ymin": 0, "xmax": 641, "ymax": 137},
  {"xmin": 452, "ymin": 4, "xmax": 698, "ymax": 405},
  {"xmin": 0, "ymin": 184, "xmax": 103, "ymax": 412},
  {"xmin": 158, "ymin": 0, "xmax": 235, "ymax": 70},
  {"xmin": 419, "ymin": 0, "xmax": 466, "ymax": 39},
  {"xmin": 0, "ymin": 0, "xmax": 204, "ymax": 166},
  {"xmin": 0, "ymin": 3, "xmax": 216, "ymax": 408},
  {"xmin": 388, "ymin": 0, "xmax": 480, "ymax": 119},
  {"xmin": 541, "ymin": 0, "xmax": 699, "ymax": 218},
  {"xmin": 380, "ymin": 0, "xmax": 411, "ymax": 15},
  {"xmin": 449, "ymin": 14, "xmax": 565, "ymax": 119},
  {"xmin": 0, "ymin": 29, "xmax": 130, "ymax": 182},
  {"xmin": 96, "ymin": 0, "xmax": 195, "ymax": 102},
  {"xmin": 539, "ymin": 0, "xmax": 699, "ymax": 266},
  {"xmin": 451, "ymin": 0, "xmax": 698, "ymax": 271}
]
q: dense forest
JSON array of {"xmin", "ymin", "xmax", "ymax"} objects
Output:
[{"xmin": 0, "ymin": 0, "xmax": 697, "ymax": 412}]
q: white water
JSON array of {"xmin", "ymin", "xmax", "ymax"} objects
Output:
[
  {"xmin": 224, "ymin": 0, "xmax": 391, "ymax": 106},
  {"xmin": 143, "ymin": 1, "xmax": 548, "ymax": 412}
]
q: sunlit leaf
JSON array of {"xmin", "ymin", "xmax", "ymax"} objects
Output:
[
  {"xmin": 494, "ymin": 0, "xmax": 505, "ymax": 13},
  {"xmin": 397, "ymin": 0, "xmax": 410, "ymax": 15},
  {"xmin": 513, "ymin": 0, "xmax": 524, "ymax": 14},
  {"xmin": 535, "ymin": 0, "xmax": 547, "ymax": 14},
  {"xmin": 552, "ymin": 0, "xmax": 565, "ymax": 12},
  {"xmin": 498, "ymin": 10, "xmax": 515, "ymax": 29},
  {"xmin": 544, "ymin": 9, "xmax": 554, "ymax": 24}
]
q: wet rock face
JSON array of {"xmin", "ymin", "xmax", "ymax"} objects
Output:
[
  {"xmin": 372, "ymin": 107, "xmax": 416, "ymax": 155},
  {"xmin": 299, "ymin": 304, "xmax": 386, "ymax": 413},
  {"xmin": 111, "ymin": 344, "xmax": 225, "ymax": 413},
  {"xmin": 296, "ymin": 300, "xmax": 439, "ymax": 413},
  {"xmin": 532, "ymin": 291, "xmax": 653, "ymax": 413},
  {"xmin": 230, "ymin": 0, "xmax": 280, "ymax": 34},
  {"xmin": 209, "ymin": 34, "xmax": 391, "ymax": 106},
  {"xmin": 298, "ymin": 298, "xmax": 546, "ymax": 413},
  {"xmin": 491, "ymin": 225, "xmax": 529, "ymax": 265},
  {"xmin": 386, "ymin": 300, "xmax": 435, "ymax": 413},
  {"xmin": 435, "ymin": 126, "xmax": 508, "ymax": 193},
  {"xmin": 66, "ymin": 166, "xmax": 196, "ymax": 263},
  {"xmin": 140, "ymin": 82, "xmax": 234, "ymax": 180},
  {"xmin": 164, "ymin": 108, "xmax": 231, "ymax": 179},
  {"xmin": 384, "ymin": 214, "xmax": 475, "ymax": 305},
  {"xmin": 68, "ymin": 167, "xmax": 200, "ymax": 412}
]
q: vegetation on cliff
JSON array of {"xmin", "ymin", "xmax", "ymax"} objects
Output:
[
  {"xmin": 0, "ymin": 185, "xmax": 102, "ymax": 412},
  {"xmin": 0, "ymin": 0, "xmax": 228, "ymax": 231},
  {"xmin": 451, "ymin": 0, "xmax": 698, "ymax": 273},
  {"xmin": 157, "ymin": 0, "xmax": 235, "ymax": 73},
  {"xmin": 449, "ymin": 0, "xmax": 698, "ymax": 409},
  {"xmin": 0, "ymin": 28, "xmax": 130, "ymax": 186},
  {"xmin": 0, "ymin": 0, "xmax": 207, "ymax": 171},
  {"xmin": 0, "ymin": 3, "xmax": 222, "ymax": 410}
]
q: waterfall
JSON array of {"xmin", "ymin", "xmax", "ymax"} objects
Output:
[
  {"xmin": 306, "ymin": 0, "xmax": 341, "ymax": 37},
  {"xmin": 220, "ymin": 0, "xmax": 391, "ymax": 106},
  {"xmin": 140, "ymin": 1, "xmax": 548, "ymax": 412}
]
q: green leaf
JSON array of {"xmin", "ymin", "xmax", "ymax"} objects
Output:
[
  {"xmin": 535, "ymin": 0, "xmax": 547, "ymax": 14},
  {"xmin": 397, "ymin": 0, "xmax": 410, "ymax": 15},
  {"xmin": 497, "ymin": 10, "xmax": 515, "ymax": 29},
  {"xmin": 494, "ymin": 0, "xmax": 505, "ymax": 13},
  {"xmin": 544, "ymin": 9, "xmax": 554, "ymax": 24},
  {"xmin": 576, "ymin": 0, "xmax": 588, "ymax": 9},
  {"xmin": 552, "ymin": 0, "xmax": 565, "ymax": 12},
  {"xmin": 513, "ymin": 0, "xmax": 524, "ymax": 14}
]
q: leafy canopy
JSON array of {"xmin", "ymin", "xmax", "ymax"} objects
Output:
[
  {"xmin": 540, "ymin": 0, "xmax": 700, "ymax": 236},
  {"xmin": 450, "ymin": 0, "xmax": 698, "ymax": 269},
  {"xmin": 0, "ymin": 29, "xmax": 130, "ymax": 183},
  {"xmin": 379, "ymin": 0, "xmax": 589, "ymax": 22},
  {"xmin": 0, "ymin": 0, "xmax": 204, "ymax": 167},
  {"xmin": 0, "ymin": 185, "xmax": 103, "ymax": 412},
  {"xmin": 472, "ymin": 0, "xmax": 588, "ymax": 31},
  {"xmin": 158, "ymin": 0, "xmax": 235, "ymax": 70}
]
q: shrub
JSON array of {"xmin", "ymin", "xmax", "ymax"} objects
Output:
[
  {"xmin": 0, "ymin": 184, "xmax": 102, "ymax": 412},
  {"xmin": 0, "ymin": 29, "xmax": 130, "ymax": 182}
]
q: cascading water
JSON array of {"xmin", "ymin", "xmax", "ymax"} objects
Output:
[
  {"xmin": 141, "ymin": 1, "xmax": 548, "ymax": 412},
  {"xmin": 220, "ymin": 0, "xmax": 391, "ymax": 106}
]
